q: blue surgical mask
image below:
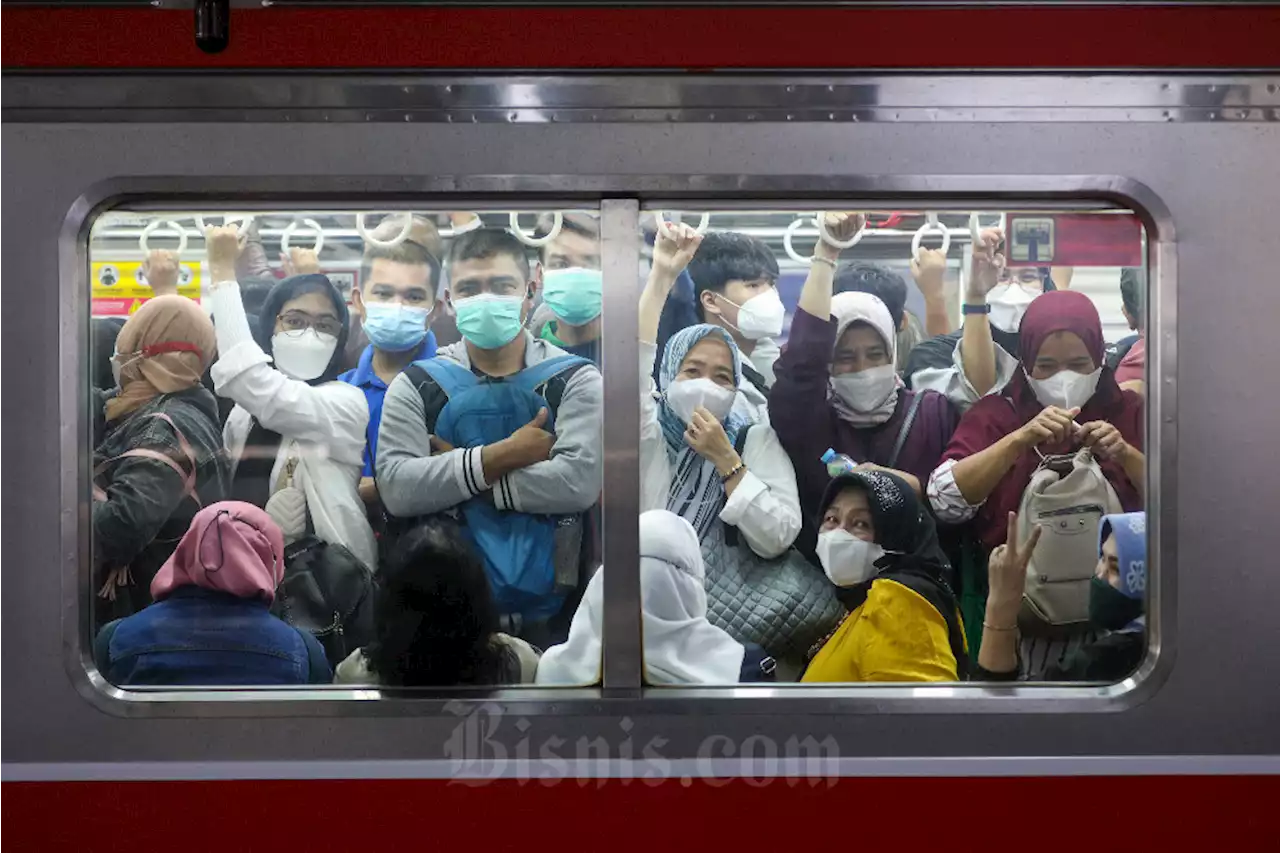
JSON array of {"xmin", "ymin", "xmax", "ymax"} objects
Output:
[
  {"xmin": 454, "ymin": 292, "xmax": 525, "ymax": 350},
  {"xmin": 362, "ymin": 301, "xmax": 431, "ymax": 352},
  {"xmin": 542, "ymin": 267, "xmax": 603, "ymax": 327}
]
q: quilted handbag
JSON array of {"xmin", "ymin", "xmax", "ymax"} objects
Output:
[{"xmin": 701, "ymin": 519, "xmax": 844, "ymax": 663}]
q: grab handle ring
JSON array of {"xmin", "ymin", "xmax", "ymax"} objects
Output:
[
  {"xmin": 139, "ymin": 219, "xmax": 189, "ymax": 256},
  {"xmin": 655, "ymin": 211, "xmax": 711, "ymax": 238},
  {"xmin": 357, "ymin": 212, "xmax": 414, "ymax": 248},
  {"xmin": 509, "ymin": 212, "xmax": 563, "ymax": 248},
  {"xmin": 783, "ymin": 217, "xmax": 818, "ymax": 265},
  {"xmin": 911, "ymin": 213, "xmax": 951, "ymax": 259},
  {"xmin": 194, "ymin": 215, "xmax": 254, "ymax": 240},
  {"xmin": 968, "ymin": 212, "xmax": 1007, "ymax": 246},
  {"xmin": 281, "ymin": 218, "xmax": 326, "ymax": 257},
  {"xmin": 816, "ymin": 212, "xmax": 866, "ymax": 250},
  {"xmin": 439, "ymin": 214, "xmax": 483, "ymax": 238}
]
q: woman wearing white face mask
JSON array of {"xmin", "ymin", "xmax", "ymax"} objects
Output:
[
  {"xmin": 637, "ymin": 224, "xmax": 802, "ymax": 563},
  {"xmin": 205, "ymin": 225, "xmax": 377, "ymax": 572},
  {"xmin": 927, "ymin": 290, "xmax": 1144, "ymax": 557},
  {"xmin": 802, "ymin": 469, "xmax": 968, "ymax": 683},
  {"xmin": 769, "ymin": 212, "xmax": 960, "ymax": 562}
]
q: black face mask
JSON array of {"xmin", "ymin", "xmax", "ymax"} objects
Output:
[{"xmin": 1089, "ymin": 576, "xmax": 1144, "ymax": 632}]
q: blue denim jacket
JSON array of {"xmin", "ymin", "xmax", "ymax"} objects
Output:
[{"xmin": 94, "ymin": 586, "xmax": 331, "ymax": 686}]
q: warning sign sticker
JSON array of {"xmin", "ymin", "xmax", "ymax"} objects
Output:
[{"xmin": 92, "ymin": 260, "xmax": 201, "ymax": 300}]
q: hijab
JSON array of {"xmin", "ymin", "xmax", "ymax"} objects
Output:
[
  {"xmin": 637, "ymin": 510, "xmax": 745, "ymax": 684},
  {"xmin": 656, "ymin": 324, "xmax": 749, "ymax": 541},
  {"xmin": 1099, "ymin": 511, "xmax": 1147, "ymax": 633},
  {"xmin": 535, "ymin": 569, "xmax": 604, "ymax": 686},
  {"xmin": 817, "ymin": 468, "xmax": 968, "ymax": 677},
  {"xmin": 150, "ymin": 501, "xmax": 285, "ymax": 604},
  {"xmin": 828, "ymin": 291, "xmax": 904, "ymax": 427},
  {"xmin": 106, "ymin": 296, "xmax": 215, "ymax": 422},
  {"xmin": 230, "ymin": 274, "xmax": 351, "ymax": 509},
  {"xmin": 940, "ymin": 290, "xmax": 1144, "ymax": 551}
]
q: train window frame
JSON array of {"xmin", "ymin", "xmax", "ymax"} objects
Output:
[{"xmin": 63, "ymin": 175, "xmax": 1173, "ymax": 718}]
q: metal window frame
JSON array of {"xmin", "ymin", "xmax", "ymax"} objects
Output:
[{"xmin": 63, "ymin": 173, "xmax": 1173, "ymax": 718}]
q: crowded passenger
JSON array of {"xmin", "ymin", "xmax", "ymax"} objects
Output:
[
  {"xmin": 204, "ymin": 225, "xmax": 378, "ymax": 572},
  {"xmin": 833, "ymin": 256, "xmax": 938, "ymax": 375},
  {"xmin": 94, "ymin": 501, "xmax": 331, "ymax": 686},
  {"xmin": 976, "ymin": 510, "xmax": 1146, "ymax": 681},
  {"xmin": 770, "ymin": 212, "xmax": 959, "ymax": 559},
  {"xmin": 376, "ymin": 228, "xmax": 603, "ymax": 648},
  {"xmin": 530, "ymin": 212, "xmax": 604, "ymax": 365},
  {"xmin": 94, "ymin": 294, "xmax": 229, "ymax": 622},
  {"xmin": 337, "ymin": 216, "xmax": 443, "ymax": 511},
  {"xmin": 333, "ymin": 519, "xmax": 541, "ymax": 686},
  {"xmin": 1111, "ymin": 267, "xmax": 1145, "ymax": 395},
  {"xmin": 639, "ymin": 224, "xmax": 829, "ymax": 668},
  {"xmin": 928, "ymin": 289, "xmax": 1143, "ymax": 676},
  {"xmin": 802, "ymin": 469, "xmax": 968, "ymax": 683}
]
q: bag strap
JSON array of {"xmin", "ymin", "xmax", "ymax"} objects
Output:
[
  {"xmin": 886, "ymin": 391, "xmax": 925, "ymax": 470},
  {"xmin": 511, "ymin": 354, "xmax": 591, "ymax": 396},
  {"xmin": 92, "ymin": 413, "xmax": 200, "ymax": 507},
  {"xmin": 415, "ymin": 358, "xmax": 477, "ymax": 398}
]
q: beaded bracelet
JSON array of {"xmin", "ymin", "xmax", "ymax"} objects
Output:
[{"xmin": 720, "ymin": 462, "xmax": 746, "ymax": 482}]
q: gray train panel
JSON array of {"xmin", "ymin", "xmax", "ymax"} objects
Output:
[{"xmin": 3, "ymin": 75, "xmax": 1278, "ymax": 776}]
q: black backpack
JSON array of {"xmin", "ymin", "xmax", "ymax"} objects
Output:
[{"xmin": 271, "ymin": 535, "xmax": 376, "ymax": 667}]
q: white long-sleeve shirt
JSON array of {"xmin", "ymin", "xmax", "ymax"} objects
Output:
[
  {"xmin": 209, "ymin": 280, "xmax": 378, "ymax": 571},
  {"xmin": 640, "ymin": 341, "xmax": 801, "ymax": 560}
]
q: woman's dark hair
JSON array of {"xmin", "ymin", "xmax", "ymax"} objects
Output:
[
  {"xmin": 254, "ymin": 273, "xmax": 350, "ymax": 384},
  {"xmin": 364, "ymin": 521, "xmax": 505, "ymax": 687}
]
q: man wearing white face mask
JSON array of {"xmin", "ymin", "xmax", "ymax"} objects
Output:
[
  {"xmin": 685, "ymin": 230, "xmax": 787, "ymax": 423},
  {"xmin": 801, "ymin": 469, "xmax": 968, "ymax": 683},
  {"xmin": 205, "ymin": 226, "xmax": 377, "ymax": 573},
  {"xmin": 376, "ymin": 228, "xmax": 603, "ymax": 648},
  {"xmin": 770, "ymin": 212, "xmax": 960, "ymax": 563}
]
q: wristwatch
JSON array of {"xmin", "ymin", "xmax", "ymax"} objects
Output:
[{"xmin": 962, "ymin": 302, "xmax": 992, "ymax": 315}]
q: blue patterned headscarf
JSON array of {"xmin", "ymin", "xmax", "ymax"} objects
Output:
[
  {"xmin": 657, "ymin": 324, "xmax": 749, "ymax": 459},
  {"xmin": 655, "ymin": 324, "xmax": 749, "ymax": 540},
  {"xmin": 1099, "ymin": 511, "xmax": 1146, "ymax": 631}
]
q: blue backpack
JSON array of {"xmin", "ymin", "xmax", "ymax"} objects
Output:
[{"xmin": 399, "ymin": 354, "xmax": 591, "ymax": 622}]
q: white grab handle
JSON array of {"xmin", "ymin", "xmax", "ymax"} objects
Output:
[
  {"xmin": 194, "ymin": 215, "xmax": 254, "ymax": 239},
  {"xmin": 816, "ymin": 212, "xmax": 867, "ymax": 249},
  {"xmin": 912, "ymin": 213, "xmax": 951, "ymax": 259},
  {"xmin": 439, "ymin": 214, "xmax": 483, "ymax": 238},
  {"xmin": 655, "ymin": 211, "xmax": 711, "ymax": 237},
  {"xmin": 139, "ymin": 219, "xmax": 189, "ymax": 256},
  {"xmin": 508, "ymin": 212, "xmax": 563, "ymax": 247},
  {"xmin": 969, "ymin": 212, "xmax": 1007, "ymax": 246},
  {"xmin": 783, "ymin": 217, "xmax": 818, "ymax": 265},
  {"xmin": 281, "ymin": 218, "xmax": 326, "ymax": 257},
  {"xmin": 357, "ymin": 212, "xmax": 414, "ymax": 248}
]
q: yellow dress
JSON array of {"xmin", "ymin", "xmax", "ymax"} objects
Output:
[{"xmin": 801, "ymin": 578, "xmax": 964, "ymax": 683}]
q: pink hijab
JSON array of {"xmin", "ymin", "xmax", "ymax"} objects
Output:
[{"xmin": 150, "ymin": 502, "xmax": 286, "ymax": 604}]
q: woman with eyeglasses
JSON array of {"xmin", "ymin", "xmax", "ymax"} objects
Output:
[{"xmin": 205, "ymin": 225, "xmax": 378, "ymax": 572}]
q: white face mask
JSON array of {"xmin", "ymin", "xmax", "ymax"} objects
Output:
[
  {"xmin": 665, "ymin": 377, "xmax": 737, "ymax": 425},
  {"xmin": 830, "ymin": 364, "xmax": 899, "ymax": 413},
  {"xmin": 1026, "ymin": 366, "xmax": 1102, "ymax": 410},
  {"xmin": 987, "ymin": 283, "xmax": 1039, "ymax": 333},
  {"xmin": 271, "ymin": 328, "xmax": 339, "ymax": 381},
  {"xmin": 816, "ymin": 528, "xmax": 885, "ymax": 587},
  {"xmin": 727, "ymin": 288, "xmax": 786, "ymax": 340}
]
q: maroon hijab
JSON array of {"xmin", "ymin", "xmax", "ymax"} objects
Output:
[{"xmin": 940, "ymin": 290, "xmax": 1144, "ymax": 551}]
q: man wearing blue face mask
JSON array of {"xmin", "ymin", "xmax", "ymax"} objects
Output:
[
  {"xmin": 529, "ymin": 213, "xmax": 604, "ymax": 365},
  {"xmin": 339, "ymin": 216, "xmax": 443, "ymax": 508},
  {"xmin": 377, "ymin": 227, "xmax": 603, "ymax": 648}
]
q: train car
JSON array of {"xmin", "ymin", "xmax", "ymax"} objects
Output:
[{"xmin": 4, "ymin": 2, "xmax": 1280, "ymax": 850}]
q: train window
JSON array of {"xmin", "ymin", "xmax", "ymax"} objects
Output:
[
  {"xmin": 636, "ymin": 208, "xmax": 1148, "ymax": 687},
  {"xmin": 87, "ymin": 209, "xmax": 605, "ymax": 690}
]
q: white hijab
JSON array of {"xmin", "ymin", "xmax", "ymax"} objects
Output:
[
  {"xmin": 534, "ymin": 510, "xmax": 746, "ymax": 686},
  {"xmin": 829, "ymin": 291, "xmax": 903, "ymax": 427}
]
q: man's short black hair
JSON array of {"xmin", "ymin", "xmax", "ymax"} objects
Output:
[
  {"xmin": 447, "ymin": 228, "xmax": 531, "ymax": 280},
  {"xmin": 833, "ymin": 262, "xmax": 907, "ymax": 329},
  {"xmin": 239, "ymin": 275, "xmax": 277, "ymax": 318},
  {"xmin": 1120, "ymin": 267, "xmax": 1144, "ymax": 328},
  {"xmin": 686, "ymin": 231, "xmax": 779, "ymax": 321}
]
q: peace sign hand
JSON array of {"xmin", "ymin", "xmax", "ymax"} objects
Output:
[{"xmin": 985, "ymin": 511, "xmax": 1043, "ymax": 624}]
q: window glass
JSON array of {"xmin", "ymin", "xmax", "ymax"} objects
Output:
[
  {"xmin": 635, "ymin": 208, "xmax": 1148, "ymax": 687},
  {"xmin": 88, "ymin": 209, "xmax": 604, "ymax": 689}
]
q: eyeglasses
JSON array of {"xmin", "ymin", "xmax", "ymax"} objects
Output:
[{"xmin": 278, "ymin": 310, "xmax": 342, "ymax": 338}]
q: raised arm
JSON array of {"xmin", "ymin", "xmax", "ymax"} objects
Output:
[
  {"xmin": 959, "ymin": 227, "xmax": 1005, "ymax": 397},
  {"xmin": 909, "ymin": 247, "xmax": 953, "ymax": 338},
  {"xmin": 639, "ymin": 222, "xmax": 702, "ymax": 345}
]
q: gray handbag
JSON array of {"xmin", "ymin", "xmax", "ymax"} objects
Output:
[{"xmin": 700, "ymin": 425, "xmax": 844, "ymax": 661}]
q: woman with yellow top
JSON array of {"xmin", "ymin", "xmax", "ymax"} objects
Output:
[{"xmin": 801, "ymin": 469, "xmax": 969, "ymax": 683}]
